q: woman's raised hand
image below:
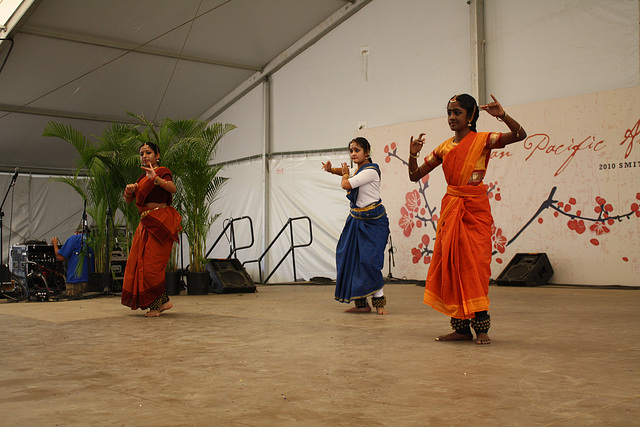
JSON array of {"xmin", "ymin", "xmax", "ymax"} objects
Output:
[
  {"xmin": 322, "ymin": 161, "xmax": 332, "ymax": 172},
  {"xmin": 410, "ymin": 133, "xmax": 426, "ymax": 155},
  {"xmin": 341, "ymin": 162, "xmax": 349, "ymax": 175},
  {"xmin": 141, "ymin": 162, "xmax": 157, "ymax": 180},
  {"xmin": 480, "ymin": 94, "xmax": 506, "ymax": 119}
]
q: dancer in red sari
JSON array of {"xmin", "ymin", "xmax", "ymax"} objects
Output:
[
  {"xmin": 121, "ymin": 142, "xmax": 182, "ymax": 317},
  {"xmin": 408, "ymin": 94, "xmax": 526, "ymax": 344}
]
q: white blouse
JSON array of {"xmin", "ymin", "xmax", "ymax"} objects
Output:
[{"xmin": 348, "ymin": 166, "xmax": 381, "ymax": 208}]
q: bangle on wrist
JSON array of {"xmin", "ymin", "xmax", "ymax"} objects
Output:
[
  {"xmin": 342, "ymin": 173, "xmax": 349, "ymax": 179},
  {"xmin": 496, "ymin": 112, "xmax": 507, "ymax": 122},
  {"xmin": 410, "ymin": 152, "xmax": 420, "ymax": 159}
]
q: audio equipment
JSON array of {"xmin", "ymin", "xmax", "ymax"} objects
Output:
[
  {"xmin": 0, "ymin": 264, "xmax": 10, "ymax": 286},
  {"xmin": 206, "ymin": 259, "xmax": 256, "ymax": 294},
  {"xmin": 24, "ymin": 240, "xmax": 58, "ymax": 264},
  {"xmin": 496, "ymin": 253, "xmax": 554, "ymax": 287},
  {"xmin": 9, "ymin": 244, "xmax": 28, "ymax": 282},
  {"xmin": 110, "ymin": 259, "xmax": 126, "ymax": 292}
]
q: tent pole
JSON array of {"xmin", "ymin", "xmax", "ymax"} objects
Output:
[
  {"xmin": 261, "ymin": 77, "xmax": 271, "ymax": 282},
  {"xmin": 469, "ymin": 0, "xmax": 486, "ymax": 105}
]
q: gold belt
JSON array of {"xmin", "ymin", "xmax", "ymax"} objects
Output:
[
  {"xmin": 140, "ymin": 207, "xmax": 160, "ymax": 218},
  {"xmin": 352, "ymin": 202, "xmax": 380, "ymax": 212}
]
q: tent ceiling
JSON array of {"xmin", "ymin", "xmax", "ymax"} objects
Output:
[{"xmin": 0, "ymin": 0, "xmax": 363, "ymax": 174}]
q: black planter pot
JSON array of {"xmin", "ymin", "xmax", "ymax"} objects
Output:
[
  {"xmin": 187, "ymin": 271, "xmax": 210, "ymax": 295},
  {"xmin": 165, "ymin": 271, "xmax": 182, "ymax": 296},
  {"xmin": 88, "ymin": 272, "xmax": 111, "ymax": 293}
]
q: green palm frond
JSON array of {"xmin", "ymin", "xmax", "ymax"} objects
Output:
[{"xmin": 44, "ymin": 113, "xmax": 234, "ymax": 274}]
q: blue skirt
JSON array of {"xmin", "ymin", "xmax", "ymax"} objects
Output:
[{"xmin": 335, "ymin": 203, "xmax": 390, "ymax": 303}]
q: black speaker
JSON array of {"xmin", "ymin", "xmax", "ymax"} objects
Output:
[
  {"xmin": 496, "ymin": 253, "xmax": 554, "ymax": 287},
  {"xmin": 1, "ymin": 264, "xmax": 11, "ymax": 285},
  {"xmin": 206, "ymin": 259, "xmax": 256, "ymax": 294},
  {"xmin": 110, "ymin": 259, "xmax": 127, "ymax": 292}
]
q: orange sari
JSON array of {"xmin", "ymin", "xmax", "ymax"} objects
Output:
[
  {"xmin": 121, "ymin": 168, "xmax": 182, "ymax": 310},
  {"xmin": 423, "ymin": 132, "xmax": 493, "ymax": 319}
]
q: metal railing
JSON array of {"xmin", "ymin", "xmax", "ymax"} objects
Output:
[
  {"xmin": 243, "ymin": 216, "xmax": 312, "ymax": 284},
  {"xmin": 205, "ymin": 216, "xmax": 255, "ymax": 260}
]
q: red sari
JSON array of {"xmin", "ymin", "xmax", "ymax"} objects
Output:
[
  {"xmin": 423, "ymin": 132, "xmax": 494, "ymax": 320},
  {"xmin": 121, "ymin": 167, "xmax": 182, "ymax": 310}
]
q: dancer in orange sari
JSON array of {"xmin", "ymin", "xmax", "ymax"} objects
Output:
[
  {"xmin": 121, "ymin": 142, "xmax": 182, "ymax": 317},
  {"xmin": 408, "ymin": 94, "xmax": 526, "ymax": 344}
]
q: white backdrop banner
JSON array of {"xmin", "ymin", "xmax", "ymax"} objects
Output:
[{"xmin": 360, "ymin": 87, "xmax": 640, "ymax": 286}]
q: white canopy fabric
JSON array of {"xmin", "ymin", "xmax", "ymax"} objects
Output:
[{"xmin": 0, "ymin": 0, "xmax": 363, "ymax": 174}]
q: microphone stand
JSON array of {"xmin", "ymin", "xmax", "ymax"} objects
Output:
[
  {"xmin": 101, "ymin": 176, "xmax": 115, "ymax": 294},
  {"xmin": 178, "ymin": 202, "xmax": 185, "ymax": 290},
  {"xmin": 0, "ymin": 170, "xmax": 18, "ymax": 273},
  {"xmin": 386, "ymin": 234, "xmax": 396, "ymax": 281},
  {"xmin": 77, "ymin": 197, "xmax": 88, "ymax": 294}
]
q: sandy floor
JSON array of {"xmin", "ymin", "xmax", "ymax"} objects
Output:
[{"xmin": 1, "ymin": 283, "xmax": 638, "ymax": 426}]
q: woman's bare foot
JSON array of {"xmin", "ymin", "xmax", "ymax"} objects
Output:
[
  {"xmin": 145, "ymin": 309, "xmax": 162, "ymax": 317},
  {"xmin": 344, "ymin": 305, "xmax": 371, "ymax": 313},
  {"xmin": 160, "ymin": 301, "xmax": 173, "ymax": 312},
  {"xmin": 435, "ymin": 331, "xmax": 473, "ymax": 342},
  {"xmin": 376, "ymin": 306, "xmax": 389, "ymax": 315},
  {"xmin": 476, "ymin": 332, "xmax": 491, "ymax": 345}
]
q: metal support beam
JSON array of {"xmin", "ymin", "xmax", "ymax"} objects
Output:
[
  {"xmin": 19, "ymin": 25, "xmax": 262, "ymax": 72},
  {"xmin": 469, "ymin": 0, "xmax": 486, "ymax": 104},
  {"xmin": 261, "ymin": 77, "xmax": 271, "ymax": 280},
  {"xmin": 0, "ymin": 0, "xmax": 38, "ymax": 50},
  {"xmin": 259, "ymin": 78, "xmax": 272, "ymax": 280},
  {"xmin": 199, "ymin": 0, "xmax": 373, "ymax": 122},
  {"xmin": 0, "ymin": 103, "xmax": 144, "ymax": 124}
]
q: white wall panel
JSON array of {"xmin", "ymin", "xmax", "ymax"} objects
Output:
[
  {"xmin": 204, "ymin": 160, "xmax": 265, "ymax": 279},
  {"xmin": 265, "ymin": 154, "xmax": 349, "ymax": 283},
  {"xmin": 271, "ymin": 0, "xmax": 471, "ymax": 154},
  {"xmin": 484, "ymin": 0, "xmax": 639, "ymax": 106},
  {"xmin": 213, "ymin": 84, "xmax": 265, "ymax": 163}
]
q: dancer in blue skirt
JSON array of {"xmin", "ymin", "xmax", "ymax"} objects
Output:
[{"xmin": 322, "ymin": 137, "xmax": 390, "ymax": 314}]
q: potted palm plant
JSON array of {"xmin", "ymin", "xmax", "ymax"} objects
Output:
[
  {"xmin": 43, "ymin": 121, "xmax": 140, "ymax": 291},
  {"xmin": 172, "ymin": 122, "xmax": 234, "ymax": 294}
]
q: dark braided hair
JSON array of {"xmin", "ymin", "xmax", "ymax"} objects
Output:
[
  {"xmin": 449, "ymin": 94, "xmax": 479, "ymax": 132},
  {"xmin": 349, "ymin": 137, "xmax": 372, "ymax": 163}
]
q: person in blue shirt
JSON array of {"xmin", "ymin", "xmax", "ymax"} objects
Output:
[{"xmin": 51, "ymin": 224, "xmax": 95, "ymax": 296}]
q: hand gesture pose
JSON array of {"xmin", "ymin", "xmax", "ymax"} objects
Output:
[
  {"xmin": 410, "ymin": 133, "xmax": 426, "ymax": 156},
  {"xmin": 322, "ymin": 161, "xmax": 333, "ymax": 172},
  {"xmin": 124, "ymin": 183, "xmax": 138, "ymax": 198},
  {"xmin": 480, "ymin": 94, "xmax": 506, "ymax": 119},
  {"xmin": 141, "ymin": 162, "xmax": 157, "ymax": 181},
  {"xmin": 408, "ymin": 133, "xmax": 433, "ymax": 182},
  {"xmin": 480, "ymin": 93, "xmax": 527, "ymax": 145}
]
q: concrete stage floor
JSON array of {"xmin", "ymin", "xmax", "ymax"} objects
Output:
[{"xmin": 0, "ymin": 282, "xmax": 638, "ymax": 426}]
